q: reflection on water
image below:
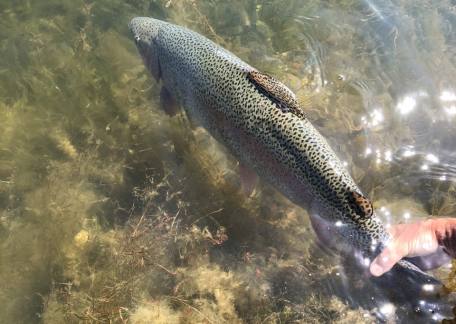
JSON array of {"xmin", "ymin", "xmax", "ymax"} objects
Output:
[{"xmin": 1, "ymin": 0, "xmax": 456, "ymax": 322}]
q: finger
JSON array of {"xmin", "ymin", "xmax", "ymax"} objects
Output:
[
  {"xmin": 406, "ymin": 247, "xmax": 452, "ymax": 270},
  {"xmin": 370, "ymin": 241, "xmax": 408, "ymax": 277},
  {"xmin": 387, "ymin": 223, "xmax": 408, "ymax": 237}
]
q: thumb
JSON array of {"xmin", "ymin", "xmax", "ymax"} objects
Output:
[{"xmin": 370, "ymin": 241, "xmax": 408, "ymax": 277}]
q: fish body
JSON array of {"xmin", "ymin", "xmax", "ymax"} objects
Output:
[
  {"xmin": 129, "ymin": 17, "xmax": 450, "ymax": 320},
  {"xmin": 130, "ymin": 17, "xmax": 383, "ymax": 251}
]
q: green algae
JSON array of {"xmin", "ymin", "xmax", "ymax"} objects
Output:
[{"xmin": 1, "ymin": 0, "xmax": 456, "ymax": 323}]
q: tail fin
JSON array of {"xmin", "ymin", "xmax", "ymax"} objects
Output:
[{"xmin": 370, "ymin": 259, "xmax": 454, "ymax": 322}]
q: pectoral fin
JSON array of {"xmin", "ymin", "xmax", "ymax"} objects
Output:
[
  {"xmin": 144, "ymin": 40, "xmax": 161, "ymax": 81},
  {"xmin": 160, "ymin": 87, "xmax": 180, "ymax": 117},
  {"xmin": 239, "ymin": 162, "xmax": 257, "ymax": 197},
  {"xmin": 247, "ymin": 70, "xmax": 306, "ymax": 119}
]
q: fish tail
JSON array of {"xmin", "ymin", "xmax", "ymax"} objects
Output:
[{"xmin": 371, "ymin": 260, "xmax": 454, "ymax": 322}]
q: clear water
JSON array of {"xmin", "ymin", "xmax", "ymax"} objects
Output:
[{"xmin": 1, "ymin": 0, "xmax": 456, "ymax": 323}]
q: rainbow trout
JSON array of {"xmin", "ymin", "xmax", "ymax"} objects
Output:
[{"xmin": 129, "ymin": 17, "xmax": 450, "ymax": 320}]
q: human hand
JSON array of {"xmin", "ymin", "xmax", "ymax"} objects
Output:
[{"xmin": 370, "ymin": 218, "xmax": 456, "ymax": 277}]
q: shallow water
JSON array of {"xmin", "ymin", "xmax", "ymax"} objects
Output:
[{"xmin": 1, "ymin": 0, "xmax": 456, "ymax": 323}]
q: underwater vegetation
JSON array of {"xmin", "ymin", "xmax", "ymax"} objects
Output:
[{"xmin": 1, "ymin": 0, "xmax": 456, "ymax": 322}]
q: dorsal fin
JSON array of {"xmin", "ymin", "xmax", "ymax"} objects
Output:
[
  {"xmin": 247, "ymin": 71, "xmax": 306, "ymax": 119},
  {"xmin": 347, "ymin": 191, "xmax": 374, "ymax": 219}
]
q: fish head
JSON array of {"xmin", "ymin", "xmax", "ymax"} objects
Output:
[
  {"xmin": 129, "ymin": 17, "xmax": 163, "ymax": 45},
  {"xmin": 129, "ymin": 17, "xmax": 165, "ymax": 80}
]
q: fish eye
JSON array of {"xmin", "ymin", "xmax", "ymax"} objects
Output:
[{"xmin": 134, "ymin": 35, "xmax": 141, "ymax": 43}]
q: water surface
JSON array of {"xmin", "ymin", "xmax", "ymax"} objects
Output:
[{"xmin": 1, "ymin": 0, "xmax": 456, "ymax": 322}]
